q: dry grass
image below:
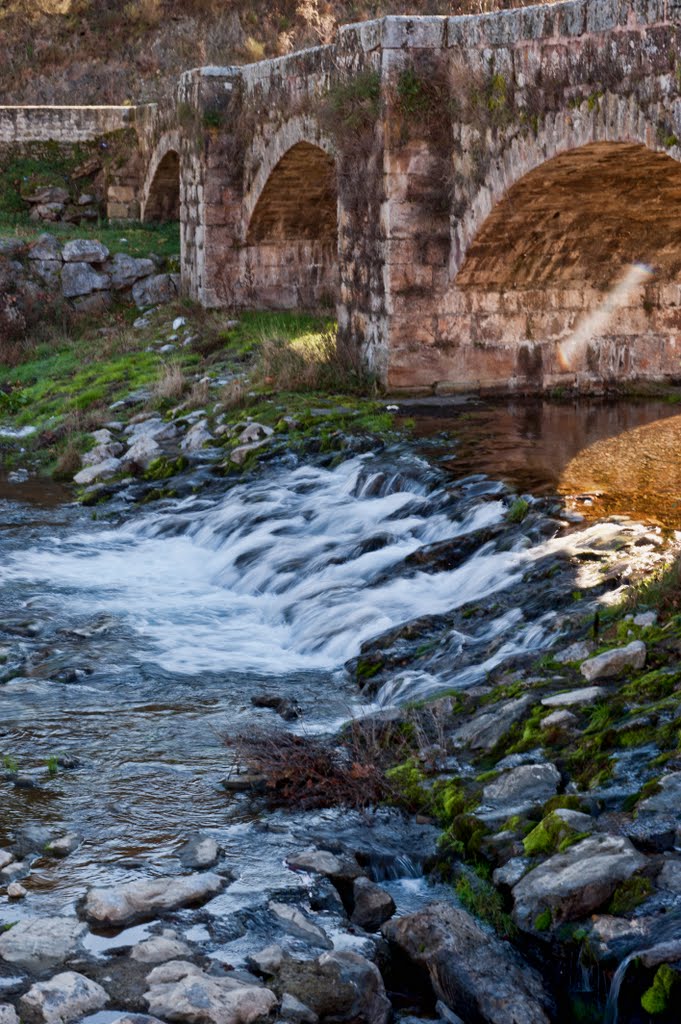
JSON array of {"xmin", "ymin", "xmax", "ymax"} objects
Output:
[
  {"xmin": 153, "ymin": 360, "xmax": 186, "ymax": 402},
  {"xmin": 53, "ymin": 439, "xmax": 82, "ymax": 480},
  {"xmin": 257, "ymin": 329, "xmax": 370, "ymax": 393},
  {"xmin": 219, "ymin": 377, "xmax": 248, "ymax": 410}
]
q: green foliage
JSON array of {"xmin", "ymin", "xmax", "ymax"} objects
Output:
[
  {"xmin": 46, "ymin": 755, "xmax": 59, "ymax": 777},
  {"xmin": 641, "ymin": 964, "xmax": 677, "ymax": 1015},
  {"xmin": 2, "ymin": 754, "xmax": 18, "ymax": 773},
  {"xmin": 144, "ymin": 455, "xmax": 189, "ymax": 481}
]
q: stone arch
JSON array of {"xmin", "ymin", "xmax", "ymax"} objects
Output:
[
  {"xmin": 451, "ymin": 93, "xmax": 670, "ymax": 280},
  {"xmin": 240, "ymin": 122, "xmax": 339, "ymax": 310},
  {"xmin": 141, "ymin": 132, "xmax": 181, "ymax": 224}
]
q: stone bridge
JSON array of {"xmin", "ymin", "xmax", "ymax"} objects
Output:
[{"xmin": 5, "ymin": 0, "xmax": 681, "ymax": 393}]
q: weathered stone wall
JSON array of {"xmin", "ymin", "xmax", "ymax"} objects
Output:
[
  {"xmin": 0, "ymin": 105, "xmax": 135, "ymax": 142},
  {"xmin": 380, "ymin": 2, "xmax": 681, "ymax": 392}
]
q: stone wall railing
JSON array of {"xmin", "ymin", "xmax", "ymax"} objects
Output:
[{"xmin": 0, "ymin": 105, "xmax": 137, "ymax": 143}]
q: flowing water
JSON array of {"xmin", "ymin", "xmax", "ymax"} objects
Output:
[{"xmin": 0, "ymin": 398, "xmax": 678, "ymax": 954}]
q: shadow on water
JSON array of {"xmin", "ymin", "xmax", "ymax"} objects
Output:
[{"xmin": 399, "ymin": 395, "xmax": 681, "ymax": 526}]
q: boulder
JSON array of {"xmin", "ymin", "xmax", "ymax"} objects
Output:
[
  {"xmin": 638, "ymin": 773, "xmax": 681, "ymax": 818},
  {"xmin": 555, "ymin": 640, "xmax": 594, "ymax": 664},
  {"xmin": 541, "ymin": 687, "xmax": 605, "ymax": 708},
  {"xmin": 82, "ymin": 871, "xmax": 225, "ymax": 927},
  {"xmin": 269, "ymin": 902, "xmax": 332, "ymax": 949},
  {"xmin": 452, "ymin": 696, "xmax": 532, "ymax": 751},
  {"xmin": 105, "ymin": 253, "xmax": 156, "ymax": 290},
  {"xmin": 275, "ymin": 950, "xmax": 390, "ymax": 1024},
  {"xmin": 0, "ymin": 238, "xmax": 28, "ymax": 257},
  {"xmin": 7, "ymin": 883, "xmax": 26, "ymax": 899},
  {"xmin": 19, "ymin": 971, "xmax": 108, "ymax": 1024},
  {"xmin": 0, "ymin": 1007, "xmax": 19, "ymax": 1024},
  {"xmin": 124, "ymin": 435, "xmax": 162, "ymax": 470},
  {"xmin": 61, "ymin": 239, "xmax": 109, "ymax": 264},
  {"xmin": 657, "ymin": 857, "xmax": 681, "ymax": 894},
  {"xmin": 73, "ymin": 458, "xmax": 121, "ymax": 486},
  {"xmin": 181, "ymin": 420, "xmax": 213, "ymax": 453},
  {"xmin": 0, "ymin": 916, "xmax": 87, "ymax": 973},
  {"xmin": 61, "ymin": 262, "xmax": 110, "ymax": 299},
  {"xmin": 0, "ymin": 851, "xmax": 13, "ymax": 870},
  {"xmin": 286, "ymin": 849, "xmax": 363, "ymax": 884},
  {"xmin": 228, "ymin": 440, "xmax": 269, "ymax": 466},
  {"xmin": 511, "ymin": 834, "xmax": 647, "ymax": 930},
  {"xmin": 479, "ymin": 763, "xmax": 561, "ymax": 818},
  {"xmin": 132, "ymin": 274, "xmax": 179, "ymax": 309},
  {"xmin": 72, "ymin": 292, "xmax": 112, "ymax": 314},
  {"xmin": 178, "ymin": 834, "xmax": 220, "ymax": 870},
  {"xmin": 382, "ymin": 902, "xmax": 552, "ymax": 1024},
  {"xmin": 82, "ymin": 442, "xmax": 124, "ymax": 467},
  {"xmin": 621, "ymin": 815, "xmax": 677, "ymax": 853},
  {"xmin": 125, "ymin": 417, "xmax": 177, "ymax": 443},
  {"xmin": 237, "ymin": 423, "xmax": 274, "ymax": 444},
  {"xmin": 280, "ymin": 993, "xmax": 318, "ymax": 1023},
  {"xmin": 580, "ymin": 641, "xmax": 646, "ymax": 682},
  {"xmin": 14, "ymin": 824, "xmax": 52, "ymax": 857},
  {"xmin": 540, "ymin": 709, "xmax": 577, "ymax": 729},
  {"xmin": 350, "ymin": 877, "xmax": 395, "ymax": 932},
  {"xmin": 130, "ymin": 934, "xmax": 194, "ymax": 964},
  {"xmin": 144, "ymin": 960, "xmax": 276, "ymax": 1024}
]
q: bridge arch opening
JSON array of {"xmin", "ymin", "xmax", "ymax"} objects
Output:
[
  {"xmin": 243, "ymin": 141, "xmax": 338, "ymax": 309},
  {"xmin": 143, "ymin": 149, "xmax": 180, "ymax": 223},
  {"xmin": 449, "ymin": 141, "xmax": 681, "ymax": 385}
]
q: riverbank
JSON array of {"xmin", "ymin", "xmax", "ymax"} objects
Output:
[{"xmin": 1, "ymin": 298, "xmax": 681, "ymax": 1024}]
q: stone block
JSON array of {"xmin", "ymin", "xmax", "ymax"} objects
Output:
[
  {"xmin": 446, "ymin": 15, "xmax": 481, "ymax": 48},
  {"xmin": 381, "ymin": 16, "xmax": 446, "ymax": 50},
  {"xmin": 556, "ymin": 0, "xmax": 587, "ymax": 36},
  {"xmin": 479, "ymin": 9, "xmax": 524, "ymax": 46},
  {"xmin": 107, "ymin": 184, "xmax": 137, "ymax": 203},
  {"xmin": 586, "ymin": 0, "xmax": 629, "ymax": 33}
]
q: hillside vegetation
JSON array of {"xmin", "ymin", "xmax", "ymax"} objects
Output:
[{"xmin": 1, "ymin": 0, "xmax": 557, "ymax": 105}]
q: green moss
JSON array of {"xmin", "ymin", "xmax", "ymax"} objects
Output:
[
  {"xmin": 607, "ymin": 875, "xmax": 652, "ymax": 914},
  {"xmin": 542, "ymin": 795, "xmax": 584, "ymax": 814},
  {"xmin": 454, "ymin": 873, "xmax": 516, "ymax": 937},
  {"xmin": 507, "ymin": 497, "xmax": 529, "ymax": 523},
  {"xmin": 641, "ymin": 963, "xmax": 677, "ymax": 1014},
  {"xmin": 523, "ymin": 812, "xmax": 585, "ymax": 857},
  {"xmin": 431, "ymin": 779, "xmax": 469, "ymax": 824},
  {"xmin": 533, "ymin": 908, "xmax": 552, "ymax": 931},
  {"xmin": 385, "ymin": 758, "xmax": 430, "ymax": 813},
  {"xmin": 144, "ymin": 456, "xmax": 189, "ymax": 481}
]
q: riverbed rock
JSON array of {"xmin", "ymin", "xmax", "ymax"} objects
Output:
[
  {"xmin": 229, "ymin": 440, "xmax": 270, "ymax": 466},
  {"xmin": 46, "ymin": 833, "xmax": 81, "ymax": 859},
  {"xmin": 0, "ymin": 916, "xmax": 87, "ymax": 973},
  {"xmin": 130, "ymin": 933, "xmax": 194, "ymax": 964},
  {"xmin": 178, "ymin": 834, "xmax": 220, "ymax": 870},
  {"xmin": 0, "ymin": 1006, "xmax": 19, "ymax": 1024},
  {"xmin": 62, "ymin": 239, "xmax": 109, "ymax": 264},
  {"xmin": 479, "ymin": 763, "xmax": 561, "ymax": 818},
  {"xmin": 451, "ymin": 696, "xmax": 533, "ymax": 751},
  {"xmin": 555, "ymin": 640, "xmax": 594, "ymax": 664},
  {"xmin": 269, "ymin": 902, "xmax": 332, "ymax": 949},
  {"xmin": 181, "ymin": 420, "xmax": 213, "ymax": 453},
  {"xmin": 14, "ymin": 824, "xmax": 52, "ymax": 857},
  {"xmin": 382, "ymin": 902, "xmax": 552, "ymax": 1024},
  {"xmin": 621, "ymin": 814, "xmax": 677, "ymax": 852},
  {"xmin": 132, "ymin": 274, "xmax": 179, "ymax": 309},
  {"xmin": 511, "ymin": 834, "xmax": 647, "ymax": 930},
  {"xmin": 540, "ymin": 686, "xmax": 605, "ymax": 708},
  {"xmin": 124, "ymin": 434, "xmax": 161, "ymax": 470},
  {"xmin": 657, "ymin": 857, "xmax": 681, "ymax": 894},
  {"xmin": 82, "ymin": 871, "xmax": 225, "ymax": 926},
  {"xmin": 540, "ymin": 709, "xmax": 577, "ymax": 729},
  {"xmin": 0, "ymin": 851, "xmax": 13, "ymax": 870},
  {"xmin": 638, "ymin": 772, "xmax": 681, "ymax": 818},
  {"xmin": 19, "ymin": 971, "xmax": 108, "ymax": 1024},
  {"xmin": 144, "ymin": 960, "xmax": 277, "ymax": 1024},
  {"xmin": 350, "ymin": 877, "xmax": 395, "ymax": 932},
  {"xmin": 275, "ymin": 950, "xmax": 390, "ymax": 1024},
  {"xmin": 580, "ymin": 640, "xmax": 646, "ymax": 682},
  {"xmin": 61, "ymin": 262, "xmax": 110, "ymax": 299},
  {"xmin": 280, "ymin": 993, "xmax": 318, "ymax": 1023},
  {"xmin": 7, "ymin": 882, "xmax": 26, "ymax": 899},
  {"xmin": 73, "ymin": 458, "xmax": 121, "ymax": 486},
  {"xmin": 237, "ymin": 423, "xmax": 273, "ymax": 444}
]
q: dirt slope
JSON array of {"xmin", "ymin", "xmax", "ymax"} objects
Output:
[{"xmin": 1, "ymin": 0, "xmax": 556, "ymax": 105}]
